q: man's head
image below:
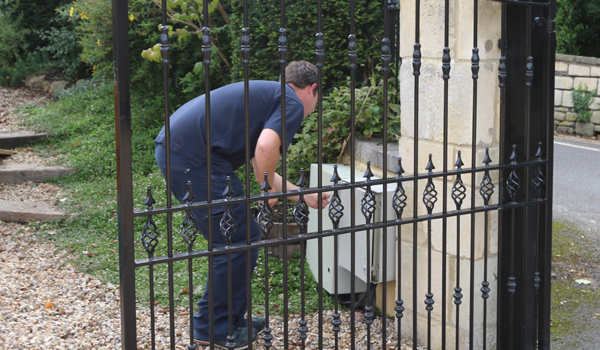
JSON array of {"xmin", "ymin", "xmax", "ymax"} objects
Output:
[
  {"xmin": 284, "ymin": 61, "xmax": 319, "ymax": 119},
  {"xmin": 284, "ymin": 61, "xmax": 318, "ymax": 96}
]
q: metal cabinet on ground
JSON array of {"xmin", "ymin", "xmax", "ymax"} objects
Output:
[{"xmin": 306, "ymin": 163, "xmax": 396, "ymax": 295}]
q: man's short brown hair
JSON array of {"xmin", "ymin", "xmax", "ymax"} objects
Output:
[{"xmin": 284, "ymin": 61, "xmax": 318, "ymax": 95}]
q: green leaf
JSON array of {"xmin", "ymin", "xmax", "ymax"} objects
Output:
[{"xmin": 193, "ymin": 62, "xmax": 203, "ymax": 74}]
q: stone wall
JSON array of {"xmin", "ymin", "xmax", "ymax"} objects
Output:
[
  {"xmin": 398, "ymin": 0, "xmax": 500, "ymax": 348},
  {"xmin": 555, "ymin": 54, "xmax": 600, "ymax": 136}
]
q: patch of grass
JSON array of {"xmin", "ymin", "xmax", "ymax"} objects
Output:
[
  {"xmin": 551, "ymin": 221, "xmax": 600, "ymax": 347},
  {"xmin": 18, "ymin": 83, "xmax": 333, "ymax": 317}
]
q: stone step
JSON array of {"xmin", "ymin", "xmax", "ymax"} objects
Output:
[
  {"xmin": 0, "ymin": 131, "xmax": 50, "ymax": 149},
  {"xmin": 0, "ymin": 163, "xmax": 76, "ymax": 184},
  {"xmin": 0, "ymin": 200, "xmax": 67, "ymax": 223},
  {"xmin": 0, "ymin": 149, "xmax": 15, "ymax": 158}
]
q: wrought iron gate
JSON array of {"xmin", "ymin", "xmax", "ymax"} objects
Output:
[{"xmin": 113, "ymin": 0, "xmax": 555, "ymax": 349}]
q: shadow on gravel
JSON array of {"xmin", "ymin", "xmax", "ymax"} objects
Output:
[{"xmin": 551, "ymin": 221, "xmax": 600, "ymax": 349}]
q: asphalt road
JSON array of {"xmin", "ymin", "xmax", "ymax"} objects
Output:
[{"xmin": 553, "ymin": 136, "xmax": 600, "ymax": 230}]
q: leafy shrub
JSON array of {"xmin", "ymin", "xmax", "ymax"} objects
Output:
[
  {"xmin": 0, "ymin": 51, "xmax": 51, "ymax": 87},
  {"xmin": 40, "ymin": 4, "xmax": 90, "ymax": 80},
  {"xmin": 66, "ymin": 0, "xmax": 235, "ymax": 124},
  {"xmin": 571, "ymin": 83, "xmax": 597, "ymax": 123},
  {"xmin": 286, "ymin": 74, "xmax": 400, "ymax": 180},
  {"xmin": 229, "ymin": 0, "xmax": 385, "ymax": 91},
  {"xmin": 136, "ymin": 0, "xmax": 234, "ymax": 102},
  {"xmin": 556, "ymin": 0, "xmax": 600, "ymax": 57},
  {"xmin": 0, "ymin": 0, "xmax": 72, "ymax": 57},
  {"xmin": 0, "ymin": 58, "xmax": 27, "ymax": 87},
  {"xmin": 0, "ymin": 1, "xmax": 30, "ymax": 65},
  {"xmin": 66, "ymin": 0, "xmax": 116, "ymax": 79}
]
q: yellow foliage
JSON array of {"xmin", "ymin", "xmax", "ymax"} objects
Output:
[{"xmin": 141, "ymin": 44, "xmax": 162, "ymax": 63}]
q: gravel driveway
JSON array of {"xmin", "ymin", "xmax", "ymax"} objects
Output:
[{"xmin": 0, "ymin": 224, "xmax": 407, "ymax": 350}]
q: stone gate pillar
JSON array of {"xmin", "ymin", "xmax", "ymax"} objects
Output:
[{"xmin": 396, "ymin": 1, "xmax": 502, "ymax": 349}]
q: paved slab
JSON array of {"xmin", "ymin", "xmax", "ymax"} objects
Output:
[
  {"xmin": 0, "ymin": 163, "xmax": 76, "ymax": 184},
  {"xmin": 0, "ymin": 131, "xmax": 50, "ymax": 149},
  {"xmin": 0, "ymin": 200, "xmax": 66, "ymax": 223}
]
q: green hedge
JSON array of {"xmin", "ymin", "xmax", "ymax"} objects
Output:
[
  {"xmin": 556, "ymin": 0, "xmax": 600, "ymax": 58},
  {"xmin": 229, "ymin": 0, "xmax": 385, "ymax": 90},
  {"xmin": 0, "ymin": 0, "xmax": 71, "ymax": 60}
]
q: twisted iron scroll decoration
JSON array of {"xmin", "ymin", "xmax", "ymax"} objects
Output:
[
  {"xmin": 141, "ymin": 186, "xmax": 159, "ymax": 257},
  {"xmin": 257, "ymin": 172, "xmax": 274, "ymax": 348},
  {"xmin": 180, "ymin": 181, "xmax": 200, "ymax": 249},
  {"xmin": 328, "ymin": 164, "xmax": 344, "ymax": 343},
  {"xmin": 393, "ymin": 157, "xmax": 407, "ymax": 334},
  {"xmin": 451, "ymin": 151, "xmax": 465, "ymax": 338},
  {"xmin": 360, "ymin": 162, "xmax": 377, "ymax": 341},
  {"xmin": 422, "ymin": 154, "xmax": 437, "ymax": 343}
]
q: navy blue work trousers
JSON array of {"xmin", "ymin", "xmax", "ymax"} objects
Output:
[{"xmin": 155, "ymin": 144, "xmax": 260, "ymax": 342}]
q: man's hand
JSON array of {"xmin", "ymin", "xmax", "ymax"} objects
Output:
[
  {"xmin": 305, "ymin": 192, "xmax": 331, "ymax": 210},
  {"xmin": 267, "ymin": 197, "xmax": 278, "ymax": 207}
]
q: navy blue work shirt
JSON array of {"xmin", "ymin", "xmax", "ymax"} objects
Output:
[{"xmin": 155, "ymin": 81, "xmax": 304, "ymax": 173}]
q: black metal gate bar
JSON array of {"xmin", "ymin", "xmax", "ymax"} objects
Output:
[
  {"xmin": 158, "ymin": 0, "xmax": 177, "ymax": 347},
  {"xmin": 132, "ymin": 192, "xmax": 545, "ymax": 255},
  {"xmin": 277, "ymin": 1, "xmax": 290, "ymax": 348},
  {"xmin": 539, "ymin": 5, "xmax": 556, "ymax": 348},
  {"xmin": 112, "ymin": 0, "xmax": 135, "ymax": 348},
  {"xmin": 142, "ymin": 192, "xmax": 156, "ymax": 350},
  {"xmin": 466, "ymin": 0, "xmax": 485, "ymax": 349},
  {"xmin": 452, "ymin": 151, "xmax": 466, "ymax": 350},
  {"xmin": 481, "ymin": 148, "xmax": 494, "ymax": 350},
  {"xmin": 199, "ymin": 0, "xmax": 216, "ymax": 348},
  {"xmin": 180, "ymin": 182, "xmax": 200, "ymax": 350},
  {"xmin": 394, "ymin": 158, "xmax": 407, "ymax": 349},
  {"xmin": 380, "ymin": 0, "xmax": 390, "ymax": 347},
  {"xmin": 330, "ymin": 165, "xmax": 342, "ymax": 350},
  {"xmin": 424, "ymin": 155, "xmax": 436, "ymax": 349},
  {"xmin": 508, "ymin": 147, "xmax": 521, "ymax": 349},
  {"xmin": 348, "ymin": 0, "xmax": 357, "ymax": 348},
  {"xmin": 258, "ymin": 176, "xmax": 273, "ymax": 349},
  {"xmin": 300, "ymin": 223, "xmax": 307, "ymax": 350},
  {"xmin": 496, "ymin": 1, "xmax": 508, "ymax": 346},
  {"xmin": 298, "ymin": 171, "xmax": 310, "ymax": 347},
  {"xmin": 362, "ymin": 165, "xmax": 374, "ymax": 350},
  {"xmin": 222, "ymin": 179, "xmax": 236, "ymax": 350},
  {"xmin": 131, "ymin": 158, "xmax": 542, "ymax": 214},
  {"xmin": 531, "ymin": 141, "xmax": 546, "ymax": 349},
  {"xmin": 524, "ymin": 3, "xmax": 536, "ymax": 349},
  {"xmin": 474, "ymin": 2, "xmax": 494, "ymax": 349},
  {"xmin": 411, "ymin": 0, "xmax": 421, "ymax": 346},
  {"xmin": 241, "ymin": 1, "xmax": 254, "ymax": 348},
  {"xmin": 315, "ymin": 1, "xmax": 325, "ymax": 348},
  {"xmin": 441, "ymin": 0, "xmax": 451, "ymax": 347},
  {"xmin": 469, "ymin": 0, "xmax": 480, "ymax": 348}
]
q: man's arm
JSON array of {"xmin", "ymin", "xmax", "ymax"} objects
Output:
[
  {"xmin": 252, "ymin": 128, "xmax": 330, "ymax": 209},
  {"xmin": 252, "ymin": 129, "xmax": 281, "ymax": 195}
]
